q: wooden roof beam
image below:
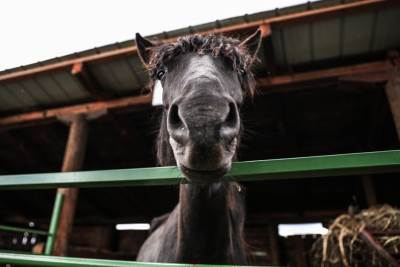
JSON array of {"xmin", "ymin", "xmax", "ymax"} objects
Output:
[
  {"xmin": 0, "ymin": 60, "xmax": 392, "ymax": 126},
  {"xmin": 71, "ymin": 63, "xmax": 111, "ymax": 100},
  {"xmin": 259, "ymin": 24, "xmax": 271, "ymax": 38},
  {"xmin": 257, "ymin": 60, "xmax": 392, "ymax": 88},
  {"xmin": 0, "ymin": 94, "xmax": 152, "ymax": 126}
]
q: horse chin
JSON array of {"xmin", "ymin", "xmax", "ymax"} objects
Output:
[{"xmin": 179, "ymin": 164, "xmax": 230, "ymax": 184}]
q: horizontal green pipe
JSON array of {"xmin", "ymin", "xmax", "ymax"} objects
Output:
[
  {"xmin": 0, "ymin": 225, "xmax": 49, "ymax": 236},
  {"xmin": 0, "ymin": 250, "xmax": 34, "ymax": 255},
  {"xmin": 0, "ymin": 253, "xmax": 275, "ymax": 267},
  {"xmin": 0, "ymin": 150, "xmax": 399, "ymax": 190}
]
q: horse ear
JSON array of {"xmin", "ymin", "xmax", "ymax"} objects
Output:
[
  {"xmin": 136, "ymin": 33, "xmax": 155, "ymax": 66},
  {"xmin": 240, "ymin": 29, "xmax": 262, "ymax": 63}
]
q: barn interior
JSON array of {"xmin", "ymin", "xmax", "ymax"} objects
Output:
[{"xmin": 0, "ymin": 0, "xmax": 400, "ymax": 266}]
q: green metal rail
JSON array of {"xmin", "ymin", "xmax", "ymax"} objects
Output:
[
  {"xmin": 0, "ymin": 150, "xmax": 399, "ymax": 266},
  {"xmin": 0, "ymin": 253, "xmax": 273, "ymax": 267},
  {"xmin": 0, "ymin": 225, "xmax": 49, "ymax": 236},
  {"xmin": 0, "ymin": 150, "xmax": 399, "ymax": 190},
  {"xmin": 44, "ymin": 192, "xmax": 64, "ymax": 255}
]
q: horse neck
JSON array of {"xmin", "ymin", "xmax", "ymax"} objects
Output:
[
  {"xmin": 176, "ymin": 182, "xmax": 247, "ymax": 264},
  {"xmin": 157, "ymin": 114, "xmax": 247, "ymax": 263}
]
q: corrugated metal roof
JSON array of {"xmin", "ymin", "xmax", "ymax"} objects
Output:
[
  {"xmin": 0, "ymin": 0, "xmax": 399, "ymax": 115},
  {"xmin": 271, "ymin": 6, "xmax": 400, "ymax": 66}
]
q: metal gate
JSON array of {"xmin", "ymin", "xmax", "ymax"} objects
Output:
[{"xmin": 0, "ymin": 150, "xmax": 399, "ymax": 266}]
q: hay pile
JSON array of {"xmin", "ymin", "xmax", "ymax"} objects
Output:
[{"xmin": 311, "ymin": 205, "xmax": 400, "ymax": 267}]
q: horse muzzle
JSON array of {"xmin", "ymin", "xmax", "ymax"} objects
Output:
[{"xmin": 167, "ymin": 93, "xmax": 240, "ymax": 182}]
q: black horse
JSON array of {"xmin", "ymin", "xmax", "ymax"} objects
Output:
[{"xmin": 135, "ymin": 30, "xmax": 262, "ymax": 264}]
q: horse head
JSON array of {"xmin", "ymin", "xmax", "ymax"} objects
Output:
[{"xmin": 136, "ymin": 30, "xmax": 261, "ymax": 183}]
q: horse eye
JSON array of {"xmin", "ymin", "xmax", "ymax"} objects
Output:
[
  {"xmin": 157, "ymin": 69, "xmax": 166, "ymax": 80},
  {"xmin": 238, "ymin": 67, "xmax": 246, "ymax": 75}
]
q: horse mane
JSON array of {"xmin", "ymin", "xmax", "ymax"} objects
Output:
[
  {"xmin": 146, "ymin": 33, "xmax": 257, "ymax": 97},
  {"xmin": 156, "ymin": 113, "xmax": 175, "ymax": 166}
]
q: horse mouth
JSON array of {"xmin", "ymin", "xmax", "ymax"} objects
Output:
[{"xmin": 179, "ymin": 164, "xmax": 230, "ymax": 183}]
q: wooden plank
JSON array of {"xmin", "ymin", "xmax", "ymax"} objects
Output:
[
  {"xmin": 53, "ymin": 115, "xmax": 88, "ymax": 256},
  {"xmin": 0, "ymin": 0, "xmax": 388, "ymax": 83}
]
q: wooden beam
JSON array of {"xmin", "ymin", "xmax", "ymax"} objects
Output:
[
  {"xmin": 71, "ymin": 63, "xmax": 110, "ymax": 100},
  {"xmin": 259, "ymin": 24, "xmax": 271, "ymax": 38},
  {"xmin": 339, "ymin": 71, "xmax": 390, "ymax": 83},
  {"xmin": 257, "ymin": 61, "xmax": 391, "ymax": 88},
  {"xmin": 385, "ymin": 65, "xmax": 400, "ymax": 140},
  {"xmin": 53, "ymin": 114, "xmax": 88, "ymax": 256},
  {"xmin": 0, "ymin": 60, "xmax": 392, "ymax": 126},
  {"xmin": 0, "ymin": 0, "xmax": 389, "ymax": 83},
  {"xmin": 0, "ymin": 94, "xmax": 151, "ymax": 126}
]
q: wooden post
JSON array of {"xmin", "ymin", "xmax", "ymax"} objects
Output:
[
  {"xmin": 385, "ymin": 65, "xmax": 400, "ymax": 140},
  {"xmin": 53, "ymin": 114, "xmax": 88, "ymax": 256},
  {"xmin": 267, "ymin": 224, "xmax": 280, "ymax": 265},
  {"xmin": 361, "ymin": 175, "xmax": 377, "ymax": 207},
  {"xmin": 292, "ymin": 236, "xmax": 307, "ymax": 267}
]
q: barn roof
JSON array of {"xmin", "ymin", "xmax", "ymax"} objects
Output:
[{"xmin": 0, "ymin": 0, "xmax": 398, "ymax": 119}]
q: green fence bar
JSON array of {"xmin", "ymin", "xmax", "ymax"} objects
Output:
[
  {"xmin": 0, "ymin": 250, "xmax": 34, "ymax": 255},
  {"xmin": 0, "ymin": 150, "xmax": 399, "ymax": 190},
  {"xmin": 0, "ymin": 252, "xmax": 275, "ymax": 267},
  {"xmin": 0, "ymin": 225, "xmax": 49, "ymax": 236},
  {"xmin": 44, "ymin": 192, "xmax": 64, "ymax": 255}
]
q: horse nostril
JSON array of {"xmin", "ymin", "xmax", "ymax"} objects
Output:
[
  {"xmin": 168, "ymin": 104, "xmax": 182, "ymax": 128},
  {"xmin": 220, "ymin": 102, "xmax": 240, "ymax": 143},
  {"xmin": 167, "ymin": 103, "xmax": 188, "ymax": 144},
  {"xmin": 225, "ymin": 102, "xmax": 238, "ymax": 127}
]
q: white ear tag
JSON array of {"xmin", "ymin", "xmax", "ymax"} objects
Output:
[{"xmin": 152, "ymin": 80, "xmax": 164, "ymax": 106}]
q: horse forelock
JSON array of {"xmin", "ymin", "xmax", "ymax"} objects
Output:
[{"xmin": 146, "ymin": 33, "xmax": 256, "ymax": 97}]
